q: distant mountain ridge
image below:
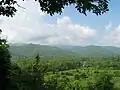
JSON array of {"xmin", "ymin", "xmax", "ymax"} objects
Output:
[{"xmin": 9, "ymin": 44, "xmax": 120, "ymax": 59}]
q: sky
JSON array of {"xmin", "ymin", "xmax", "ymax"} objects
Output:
[{"xmin": 0, "ymin": 0, "xmax": 120, "ymax": 46}]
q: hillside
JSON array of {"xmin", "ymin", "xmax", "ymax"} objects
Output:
[
  {"xmin": 58, "ymin": 45, "xmax": 120, "ymax": 57},
  {"xmin": 9, "ymin": 43, "xmax": 76, "ymax": 60},
  {"xmin": 9, "ymin": 44, "xmax": 120, "ymax": 59}
]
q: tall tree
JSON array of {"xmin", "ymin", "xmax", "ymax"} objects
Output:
[
  {"xmin": 35, "ymin": 53, "xmax": 40, "ymax": 66},
  {"xmin": 0, "ymin": 30, "xmax": 11, "ymax": 90}
]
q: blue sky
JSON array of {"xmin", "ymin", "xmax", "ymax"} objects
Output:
[
  {"xmin": 0, "ymin": 0, "xmax": 120, "ymax": 46},
  {"xmin": 45, "ymin": 0, "xmax": 119, "ymax": 30}
]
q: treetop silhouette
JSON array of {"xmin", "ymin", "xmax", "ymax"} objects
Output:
[{"xmin": 0, "ymin": 0, "xmax": 110, "ymax": 17}]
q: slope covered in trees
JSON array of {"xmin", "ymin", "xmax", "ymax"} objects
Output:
[{"xmin": 10, "ymin": 44, "xmax": 120, "ymax": 59}]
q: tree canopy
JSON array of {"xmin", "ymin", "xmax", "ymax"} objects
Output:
[{"xmin": 0, "ymin": 0, "xmax": 110, "ymax": 17}]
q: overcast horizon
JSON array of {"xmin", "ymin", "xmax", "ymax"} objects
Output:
[{"xmin": 0, "ymin": 0, "xmax": 120, "ymax": 46}]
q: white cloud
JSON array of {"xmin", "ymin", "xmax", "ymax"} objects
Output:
[
  {"xmin": 57, "ymin": 16, "xmax": 71, "ymax": 25},
  {"xmin": 43, "ymin": 22, "xmax": 96, "ymax": 45},
  {"xmin": 100, "ymin": 25, "xmax": 120, "ymax": 46},
  {"xmin": 0, "ymin": 0, "xmax": 97, "ymax": 45},
  {"xmin": 105, "ymin": 22, "xmax": 112, "ymax": 32}
]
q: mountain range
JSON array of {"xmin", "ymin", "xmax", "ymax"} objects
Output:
[{"xmin": 9, "ymin": 43, "xmax": 120, "ymax": 59}]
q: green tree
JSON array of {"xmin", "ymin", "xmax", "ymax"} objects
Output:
[
  {"xmin": 71, "ymin": 80, "xmax": 81, "ymax": 90},
  {"xmin": 0, "ymin": 0, "xmax": 17, "ymax": 17},
  {"xmin": 36, "ymin": 0, "xmax": 110, "ymax": 16},
  {"xmin": 0, "ymin": 0, "xmax": 110, "ymax": 17},
  {"xmin": 35, "ymin": 53, "xmax": 40, "ymax": 66},
  {"xmin": 94, "ymin": 73, "xmax": 114, "ymax": 90},
  {"xmin": 0, "ymin": 30, "xmax": 11, "ymax": 90},
  {"xmin": 10, "ymin": 60, "xmax": 45, "ymax": 90},
  {"xmin": 44, "ymin": 75, "xmax": 58, "ymax": 90}
]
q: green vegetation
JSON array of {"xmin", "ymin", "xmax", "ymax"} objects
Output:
[
  {"xmin": 1, "ymin": 39, "xmax": 120, "ymax": 90},
  {"xmin": 0, "ymin": 36, "xmax": 120, "ymax": 90},
  {"xmin": 0, "ymin": 30, "xmax": 11, "ymax": 90},
  {"xmin": 10, "ymin": 44, "xmax": 120, "ymax": 60},
  {"xmin": 7, "ymin": 43, "xmax": 120, "ymax": 90},
  {"xmin": 10, "ymin": 55, "xmax": 120, "ymax": 90}
]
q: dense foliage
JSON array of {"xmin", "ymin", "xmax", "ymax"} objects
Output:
[
  {"xmin": 0, "ymin": 30, "xmax": 11, "ymax": 90},
  {"xmin": 0, "ymin": 0, "xmax": 17, "ymax": 17},
  {"xmin": 36, "ymin": 0, "xmax": 110, "ymax": 16},
  {"xmin": 0, "ymin": 0, "xmax": 110, "ymax": 17},
  {"xmin": 9, "ymin": 55, "xmax": 120, "ymax": 90}
]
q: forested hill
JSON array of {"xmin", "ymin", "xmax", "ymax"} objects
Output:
[{"xmin": 9, "ymin": 44, "xmax": 120, "ymax": 58}]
